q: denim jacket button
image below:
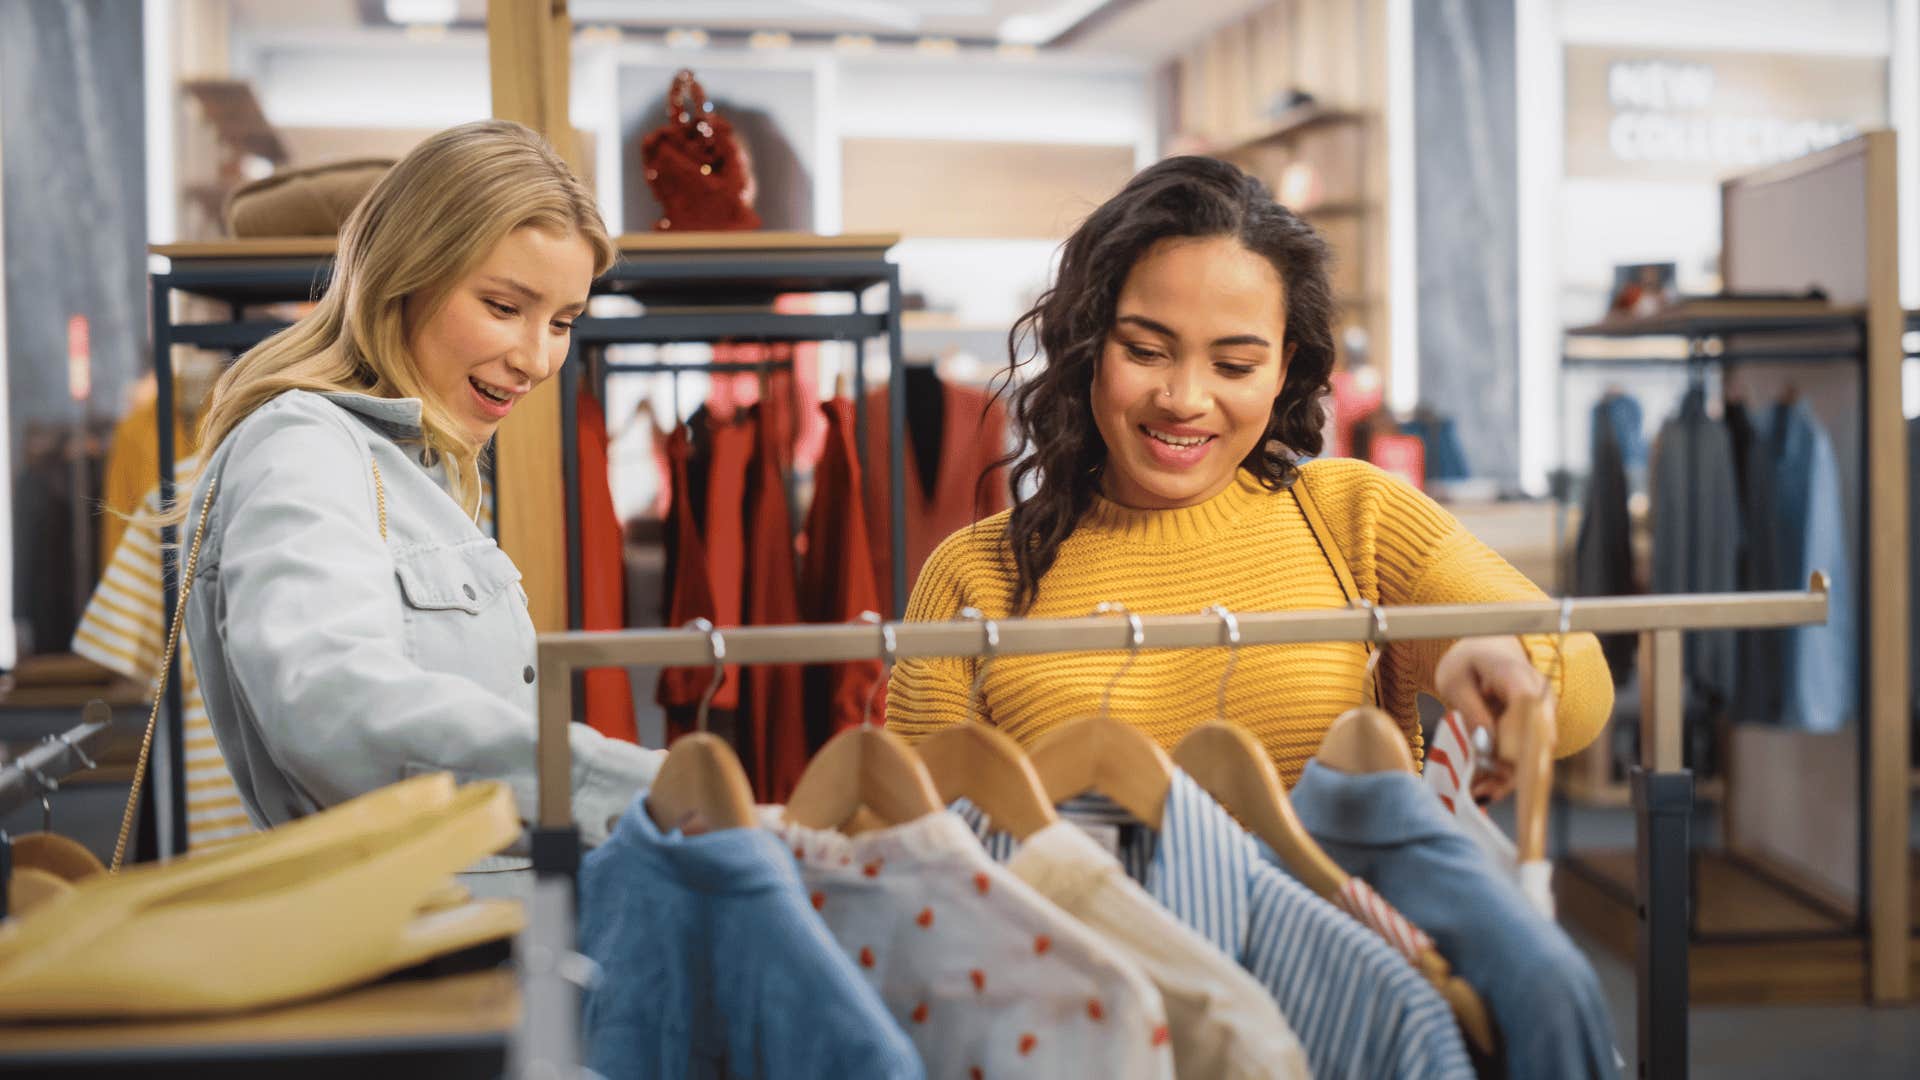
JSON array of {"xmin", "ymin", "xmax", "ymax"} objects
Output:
[
  {"xmin": 523, "ymin": 665, "xmax": 536, "ymax": 684},
  {"xmin": 462, "ymin": 583, "xmax": 477, "ymax": 601}
]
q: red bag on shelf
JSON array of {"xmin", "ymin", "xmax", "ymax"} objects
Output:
[{"xmin": 639, "ymin": 69, "xmax": 760, "ymax": 231}]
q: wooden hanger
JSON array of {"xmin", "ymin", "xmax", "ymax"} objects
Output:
[
  {"xmin": 785, "ymin": 618, "xmax": 944, "ymax": 831},
  {"xmin": 1173, "ymin": 606, "xmax": 1348, "ymax": 899},
  {"xmin": 1026, "ymin": 606, "xmax": 1173, "ymax": 829},
  {"xmin": 647, "ymin": 732, "xmax": 758, "ymax": 835},
  {"xmin": 1174, "ymin": 723, "xmax": 1346, "ymax": 896},
  {"xmin": 1502, "ymin": 691, "xmax": 1555, "ymax": 863},
  {"xmin": 1316, "ymin": 705, "xmax": 1417, "ymax": 774},
  {"xmin": 786, "ymin": 727, "xmax": 944, "ymax": 831},
  {"xmin": 912, "ymin": 609, "xmax": 1058, "ymax": 840},
  {"xmin": 10, "ymin": 832, "xmax": 106, "ymax": 884},
  {"xmin": 1503, "ymin": 597, "xmax": 1568, "ymax": 863}
]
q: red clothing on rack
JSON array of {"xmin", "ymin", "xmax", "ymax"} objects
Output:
[
  {"xmin": 800, "ymin": 398, "xmax": 886, "ymax": 740},
  {"xmin": 656, "ymin": 426, "xmax": 725, "ymax": 717},
  {"xmin": 743, "ymin": 401, "xmax": 809, "ymax": 801},
  {"xmin": 575, "ymin": 390, "xmax": 637, "ymax": 742},
  {"xmin": 863, "ymin": 380, "xmax": 1010, "ymax": 615}
]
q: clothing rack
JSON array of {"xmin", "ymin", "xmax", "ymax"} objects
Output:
[
  {"xmin": 523, "ymin": 581, "xmax": 1830, "ymax": 1080},
  {"xmin": 554, "ymin": 233, "xmax": 910, "ymax": 642},
  {"xmin": 1556, "ymin": 134, "xmax": 1910, "ymax": 1003}
]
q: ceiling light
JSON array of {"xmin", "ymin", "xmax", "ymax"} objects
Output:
[
  {"xmin": 916, "ymin": 36, "xmax": 958, "ymax": 56},
  {"xmin": 384, "ymin": 0, "xmax": 455, "ymax": 25},
  {"xmin": 996, "ymin": 42, "xmax": 1037, "ymax": 60},
  {"xmin": 999, "ymin": 0, "xmax": 1107, "ymax": 46},
  {"xmin": 834, "ymin": 33, "xmax": 876, "ymax": 53},
  {"xmin": 576, "ymin": 25, "xmax": 624, "ymax": 45},
  {"xmin": 749, "ymin": 30, "xmax": 792, "ymax": 50},
  {"xmin": 664, "ymin": 28, "xmax": 709, "ymax": 49}
]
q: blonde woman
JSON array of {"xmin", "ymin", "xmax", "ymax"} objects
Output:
[{"xmin": 175, "ymin": 121, "xmax": 659, "ymax": 877}]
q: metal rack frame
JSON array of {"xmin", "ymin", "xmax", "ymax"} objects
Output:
[
  {"xmin": 527, "ymin": 583, "xmax": 1831, "ymax": 1080},
  {"xmin": 555, "ymin": 245, "xmax": 908, "ymax": 643}
]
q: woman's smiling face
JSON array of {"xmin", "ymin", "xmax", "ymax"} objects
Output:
[
  {"xmin": 1090, "ymin": 234, "xmax": 1293, "ymax": 510},
  {"xmin": 406, "ymin": 225, "xmax": 595, "ymax": 446}
]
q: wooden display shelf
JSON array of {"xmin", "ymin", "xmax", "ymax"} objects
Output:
[
  {"xmin": 1558, "ymin": 849, "xmax": 1920, "ymax": 1003},
  {"xmin": 151, "ymin": 231, "xmax": 900, "ymax": 262},
  {"xmin": 0, "ymin": 968, "xmax": 515, "ymax": 1064},
  {"xmin": 1202, "ymin": 104, "xmax": 1367, "ymax": 160},
  {"xmin": 1565, "ymin": 299, "xmax": 1864, "ymax": 339}
]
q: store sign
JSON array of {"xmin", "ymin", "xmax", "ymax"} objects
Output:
[{"xmin": 1565, "ymin": 46, "xmax": 1885, "ymax": 181}]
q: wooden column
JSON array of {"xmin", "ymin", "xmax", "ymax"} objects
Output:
[
  {"xmin": 486, "ymin": 0, "xmax": 575, "ymax": 632},
  {"xmin": 1863, "ymin": 130, "xmax": 1910, "ymax": 1003}
]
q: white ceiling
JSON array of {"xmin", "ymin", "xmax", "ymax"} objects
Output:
[{"xmin": 226, "ymin": 0, "xmax": 1269, "ymax": 59}]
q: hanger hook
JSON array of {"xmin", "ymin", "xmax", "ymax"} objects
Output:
[
  {"xmin": 23, "ymin": 765, "xmax": 57, "ymax": 832},
  {"xmin": 53, "ymin": 732, "xmax": 98, "ymax": 772},
  {"xmin": 859, "ymin": 611, "xmax": 898, "ymax": 727},
  {"xmin": 1549, "ymin": 595, "xmax": 1574, "ymax": 690},
  {"xmin": 686, "ymin": 618, "xmax": 726, "ymax": 734},
  {"xmin": 1095, "ymin": 602, "xmax": 1145, "ymax": 723},
  {"xmin": 958, "ymin": 607, "xmax": 998, "ymax": 725},
  {"xmin": 1206, "ymin": 604, "xmax": 1241, "ymax": 721},
  {"xmin": 1353, "ymin": 597, "xmax": 1388, "ymax": 704}
]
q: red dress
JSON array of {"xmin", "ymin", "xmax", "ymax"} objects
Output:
[
  {"xmin": 575, "ymin": 390, "xmax": 636, "ymax": 742},
  {"xmin": 863, "ymin": 380, "xmax": 1010, "ymax": 615},
  {"xmin": 799, "ymin": 399, "xmax": 886, "ymax": 741}
]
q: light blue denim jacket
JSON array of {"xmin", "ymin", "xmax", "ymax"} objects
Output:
[{"xmin": 183, "ymin": 389, "xmax": 659, "ymax": 847}]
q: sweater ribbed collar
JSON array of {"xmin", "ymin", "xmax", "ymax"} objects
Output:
[{"xmin": 1081, "ymin": 468, "xmax": 1270, "ymax": 547}]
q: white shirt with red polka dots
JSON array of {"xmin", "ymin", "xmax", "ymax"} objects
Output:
[{"xmin": 762, "ymin": 808, "xmax": 1175, "ymax": 1080}]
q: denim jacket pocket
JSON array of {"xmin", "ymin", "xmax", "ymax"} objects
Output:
[{"xmin": 393, "ymin": 540, "xmax": 522, "ymax": 616}]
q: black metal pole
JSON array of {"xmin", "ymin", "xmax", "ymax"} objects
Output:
[
  {"xmin": 561, "ymin": 344, "xmax": 582, "ymax": 633},
  {"xmin": 151, "ymin": 275, "xmax": 188, "ymax": 859},
  {"xmin": 1634, "ymin": 765, "xmax": 1693, "ymax": 1080},
  {"xmin": 851, "ymin": 290, "xmax": 869, "ymax": 488},
  {"xmin": 886, "ymin": 266, "xmax": 907, "ymax": 618}
]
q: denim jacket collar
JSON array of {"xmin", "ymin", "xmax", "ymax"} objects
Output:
[{"xmin": 317, "ymin": 391, "xmax": 424, "ymax": 440}]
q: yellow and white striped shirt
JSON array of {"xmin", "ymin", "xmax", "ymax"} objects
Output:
[{"xmin": 73, "ymin": 455, "xmax": 254, "ymax": 849}]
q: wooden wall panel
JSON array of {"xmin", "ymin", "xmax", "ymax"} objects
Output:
[
  {"xmin": 487, "ymin": 0, "xmax": 574, "ymax": 634},
  {"xmin": 840, "ymin": 139, "xmax": 1136, "ymax": 240}
]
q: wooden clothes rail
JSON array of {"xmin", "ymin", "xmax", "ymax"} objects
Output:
[{"xmin": 529, "ymin": 580, "xmax": 1830, "ymax": 1080}]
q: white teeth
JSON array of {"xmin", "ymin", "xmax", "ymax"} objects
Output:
[
  {"xmin": 470, "ymin": 378, "xmax": 509, "ymax": 404},
  {"xmin": 1145, "ymin": 428, "xmax": 1208, "ymax": 448}
]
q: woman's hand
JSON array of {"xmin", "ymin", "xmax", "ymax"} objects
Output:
[{"xmin": 1432, "ymin": 636, "xmax": 1554, "ymax": 803}]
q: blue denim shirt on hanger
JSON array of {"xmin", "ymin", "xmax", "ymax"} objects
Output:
[
  {"xmin": 1758, "ymin": 400, "xmax": 1857, "ymax": 731},
  {"xmin": 1287, "ymin": 761, "xmax": 1618, "ymax": 1079},
  {"xmin": 579, "ymin": 789, "xmax": 923, "ymax": 1080}
]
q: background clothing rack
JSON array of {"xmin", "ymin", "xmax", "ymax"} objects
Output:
[
  {"xmin": 524, "ymin": 581, "xmax": 1831, "ymax": 1080},
  {"xmin": 1553, "ymin": 134, "xmax": 1911, "ymax": 1003}
]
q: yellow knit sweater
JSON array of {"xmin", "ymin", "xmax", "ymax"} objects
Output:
[{"xmin": 885, "ymin": 459, "xmax": 1612, "ymax": 785}]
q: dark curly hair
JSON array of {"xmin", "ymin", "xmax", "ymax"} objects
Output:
[{"xmin": 987, "ymin": 155, "xmax": 1337, "ymax": 613}]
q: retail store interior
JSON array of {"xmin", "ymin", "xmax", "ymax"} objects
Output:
[{"xmin": 2, "ymin": 0, "xmax": 1920, "ymax": 1075}]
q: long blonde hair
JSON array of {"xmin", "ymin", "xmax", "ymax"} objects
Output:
[{"xmin": 163, "ymin": 119, "xmax": 614, "ymax": 523}]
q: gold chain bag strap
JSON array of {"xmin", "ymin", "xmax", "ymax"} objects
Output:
[{"xmin": 111, "ymin": 460, "xmax": 389, "ymax": 871}]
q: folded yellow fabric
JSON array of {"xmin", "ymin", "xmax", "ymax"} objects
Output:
[{"xmin": 0, "ymin": 776, "xmax": 522, "ymax": 1018}]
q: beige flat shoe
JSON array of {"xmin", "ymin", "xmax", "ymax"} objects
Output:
[{"xmin": 0, "ymin": 778, "xmax": 520, "ymax": 1018}]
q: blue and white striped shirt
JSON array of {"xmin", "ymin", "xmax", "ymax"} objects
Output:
[{"xmin": 960, "ymin": 771, "xmax": 1475, "ymax": 1080}]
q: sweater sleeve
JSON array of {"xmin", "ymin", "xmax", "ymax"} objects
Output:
[
  {"xmin": 1307, "ymin": 460, "xmax": 1613, "ymax": 758},
  {"xmin": 883, "ymin": 530, "xmax": 985, "ymax": 743}
]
